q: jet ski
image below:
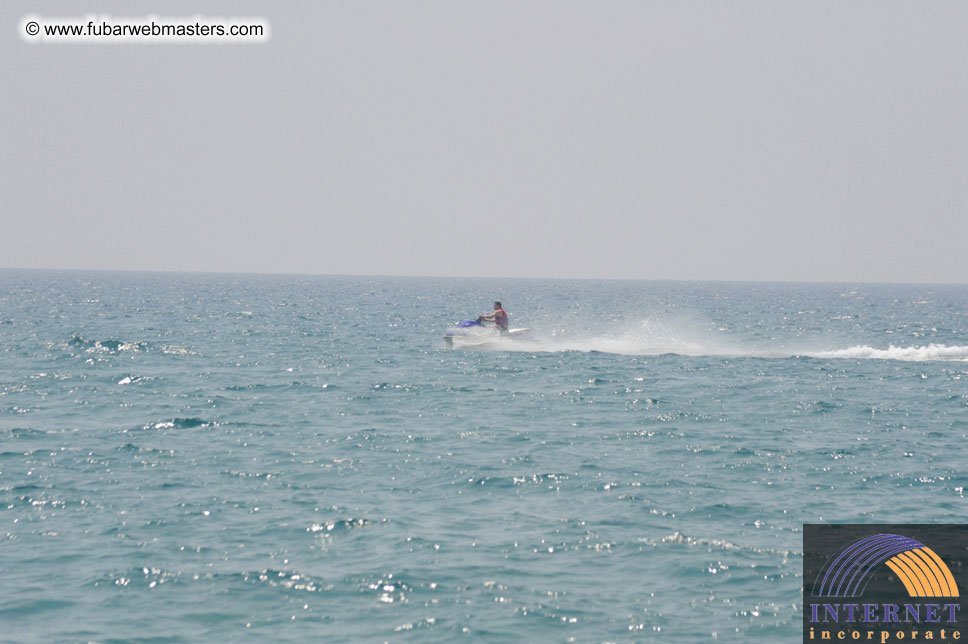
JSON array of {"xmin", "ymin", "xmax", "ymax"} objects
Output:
[{"xmin": 443, "ymin": 316, "xmax": 533, "ymax": 347}]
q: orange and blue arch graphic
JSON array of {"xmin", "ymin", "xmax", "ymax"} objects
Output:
[{"xmin": 814, "ymin": 533, "xmax": 959, "ymax": 598}]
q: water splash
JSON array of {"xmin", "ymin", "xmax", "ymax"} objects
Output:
[
  {"xmin": 804, "ymin": 343, "xmax": 968, "ymax": 363},
  {"xmin": 465, "ymin": 318, "xmax": 968, "ymax": 362}
]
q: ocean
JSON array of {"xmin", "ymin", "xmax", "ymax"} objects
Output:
[{"xmin": 2, "ymin": 270, "xmax": 966, "ymax": 643}]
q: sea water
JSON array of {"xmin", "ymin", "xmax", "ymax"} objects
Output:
[{"xmin": 1, "ymin": 270, "xmax": 966, "ymax": 643}]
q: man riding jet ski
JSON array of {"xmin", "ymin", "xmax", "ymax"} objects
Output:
[
  {"xmin": 443, "ymin": 301, "xmax": 532, "ymax": 347},
  {"xmin": 480, "ymin": 301, "xmax": 509, "ymax": 333}
]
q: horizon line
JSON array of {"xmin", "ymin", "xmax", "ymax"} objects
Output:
[{"xmin": 0, "ymin": 265, "xmax": 966, "ymax": 288}]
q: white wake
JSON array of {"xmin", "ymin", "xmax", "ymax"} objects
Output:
[{"xmin": 466, "ymin": 319, "xmax": 968, "ymax": 363}]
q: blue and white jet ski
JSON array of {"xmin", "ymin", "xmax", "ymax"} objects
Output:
[{"xmin": 443, "ymin": 316, "xmax": 533, "ymax": 347}]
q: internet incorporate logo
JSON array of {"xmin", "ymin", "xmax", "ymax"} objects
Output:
[
  {"xmin": 804, "ymin": 525, "xmax": 967, "ymax": 643},
  {"xmin": 815, "ymin": 534, "xmax": 959, "ymax": 599}
]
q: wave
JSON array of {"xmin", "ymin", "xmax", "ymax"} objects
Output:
[
  {"xmin": 466, "ymin": 320, "xmax": 968, "ymax": 362},
  {"xmin": 61, "ymin": 334, "xmax": 195, "ymax": 356},
  {"xmin": 142, "ymin": 417, "xmax": 211, "ymax": 430},
  {"xmin": 471, "ymin": 317, "xmax": 738, "ymax": 357},
  {"xmin": 502, "ymin": 339, "xmax": 968, "ymax": 362},
  {"xmin": 804, "ymin": 343, "xmax": 968, "ymax": 362},
  {"xmin": 68, "ymin": 334, "xmax": 147, "ymax": 353}
]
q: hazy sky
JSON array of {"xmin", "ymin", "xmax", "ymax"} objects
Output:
[{"xmin": 3, "ymin": 1, "xmax": 967, "ymax": 282}]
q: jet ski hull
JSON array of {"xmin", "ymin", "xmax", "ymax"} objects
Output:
[{"xmin": 443, "ymin": 323, "xmax": 532, "ymax": 347}]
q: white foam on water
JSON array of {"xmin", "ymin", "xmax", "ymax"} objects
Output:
[
  {"xmin": 484, "ymin": 317, "xmax": 751, "ymax": 357},
  {"xmin": 470, "ymin": 318, "xmax": 968, "ymax": 363},
  {"xmin": 803, "ymin": 343, "xmax": 968, "ymax": 363}
]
